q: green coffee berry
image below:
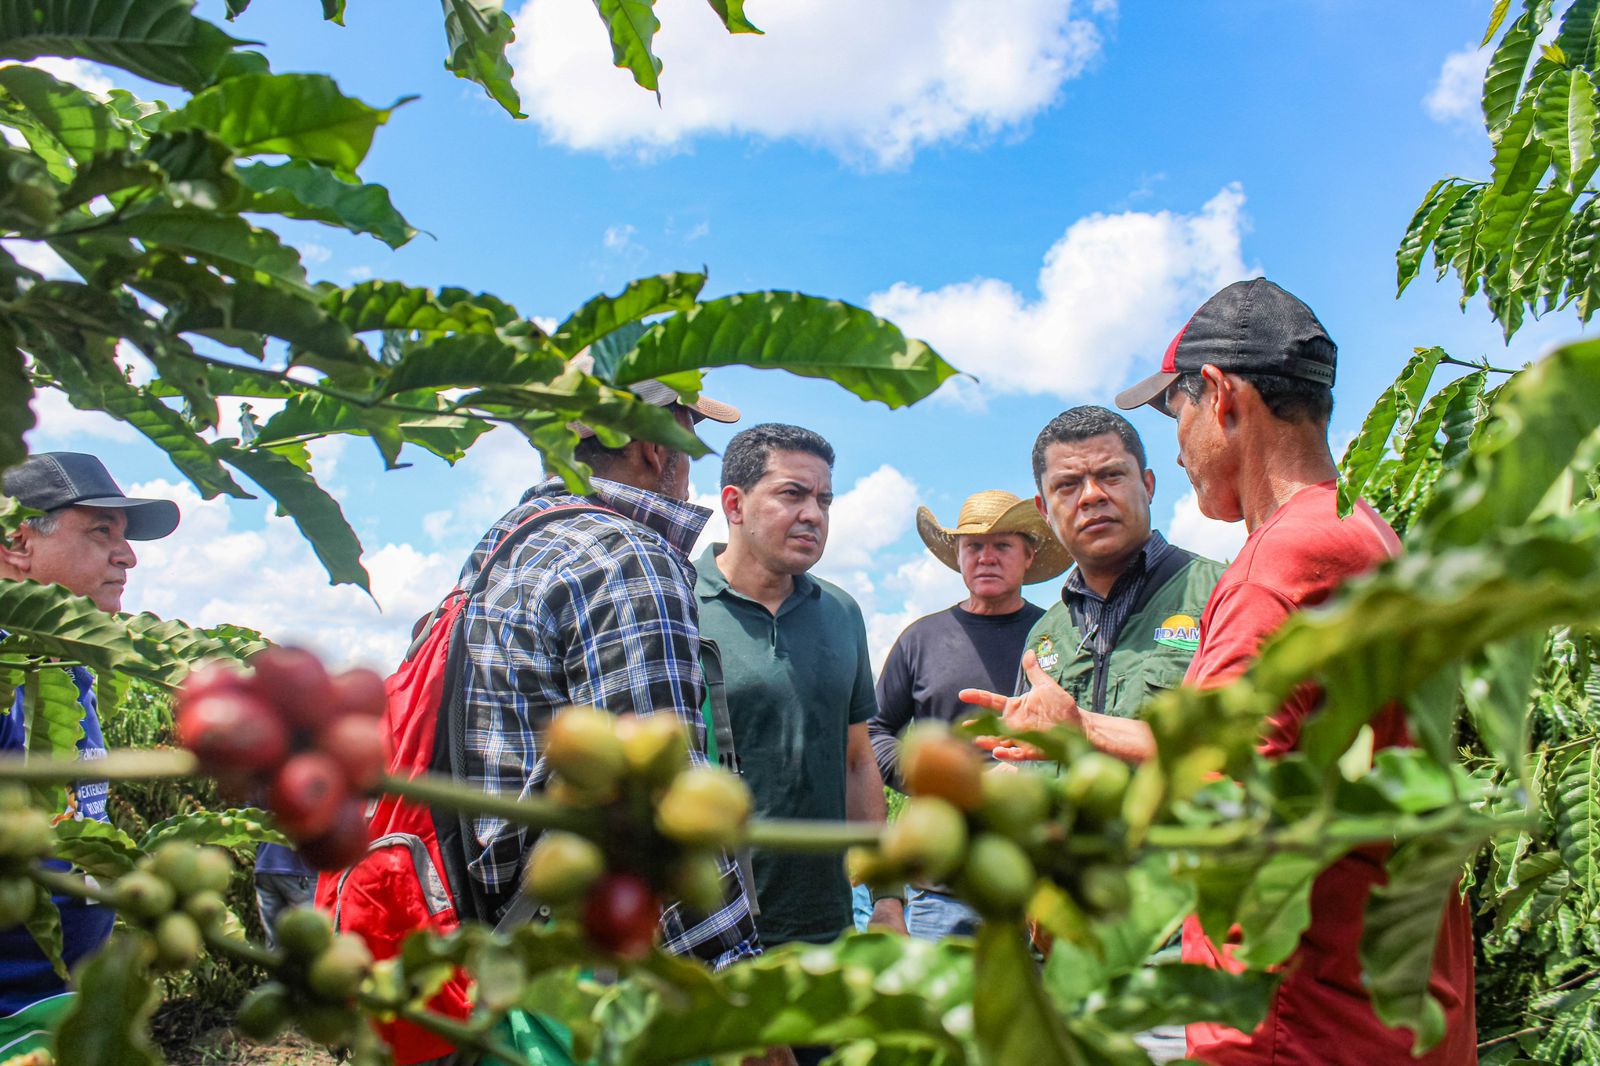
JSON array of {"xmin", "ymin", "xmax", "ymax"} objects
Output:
[
  {"xmin": 117, "ymin": 871, "xmax": 177, "ymax": 923},
  {"xmin": 274, "ymin": 906, "xmax": 334, "ymax": 960},
  {"xmin": 235, "ymin": 982, "xmax": 291, "ymax": 1042},
  {"xmin": 881, "ymin": 797, "xmax": 968, "ymax": 882},
  {"xmin": 525, "ymin": 831, "xmax": 606, "ymax": 906}
]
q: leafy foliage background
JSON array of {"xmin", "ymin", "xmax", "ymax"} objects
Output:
[{"xmin": 3, "ymin": 1, "xmax": 1600, "ymax": 1064}]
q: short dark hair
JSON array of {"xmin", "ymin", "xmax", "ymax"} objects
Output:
[
  {"xmin": 721, "ymin": 423, "xmax": 835, "ymax": 490},
  {"xmin": 1031, "ymin": 406, "xmax": 1147, "ymax": 487},
  {"xmin": 573, "ymin": 434, "xmax": 628, "ymax": 475},
  {"xmin": 1173, "ymin": 371, "xmax": 1333, "ymax": 425}
]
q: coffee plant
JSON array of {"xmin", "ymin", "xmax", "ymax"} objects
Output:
[{"xmin": 3, "ymin": 0, "xmax": 1599, "ymax": 1063}]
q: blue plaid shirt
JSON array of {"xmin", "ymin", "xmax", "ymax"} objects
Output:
[{"xmin": 457, "ymin": 476, "xmax": 759, "ymax": 967}]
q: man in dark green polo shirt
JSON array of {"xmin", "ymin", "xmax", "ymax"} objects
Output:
[{"xmin": 695, "ymin": 423, "xmax": 907, "ymax": 961}]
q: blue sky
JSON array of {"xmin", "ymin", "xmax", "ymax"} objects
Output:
[{"xmin": 17, "ymin": 0, "xmax": 1590, "ymax": 669}]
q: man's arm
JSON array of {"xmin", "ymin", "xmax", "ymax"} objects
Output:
[
  {"xmin": 846, "ymin": 721, "xmax": 907, "ymax": 933},
  {"xmin": 867, "ymin": 636, "xmax": 916, "ymax": 791},
  {"xmin": 960, "ymin": 651, "xmax": 1156, "ymax": 764}
]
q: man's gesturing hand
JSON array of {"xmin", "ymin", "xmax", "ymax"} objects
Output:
[{"xmin": 959, "ymin": 650, "xmax": 1085, "ymax": 762}]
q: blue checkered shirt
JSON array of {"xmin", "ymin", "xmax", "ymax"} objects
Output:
[{"xmin": 457, "ymin": 476, "xmax": 759, "ymax": 967}]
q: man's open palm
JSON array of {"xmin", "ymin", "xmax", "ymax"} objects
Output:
[{"xmin": 959, "ymin": 650, "xmax": 1085, "ymax": 761}]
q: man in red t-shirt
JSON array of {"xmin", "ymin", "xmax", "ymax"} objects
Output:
[
  {"xmin": 962, "ymin": 279, "xmax": 1475, "ymax": 1063},
  {"xmin": 1114, "ymin": 278, "xmax": 1476, "ymax": 1064}
]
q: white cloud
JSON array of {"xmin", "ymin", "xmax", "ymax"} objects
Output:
[
  {"xmin": 863, "ymin": 554, "xmax": 970, "ymax": 672},
  {"xmin": 1166, "ymin": 488, "xmax": 1247, "ymax": 563},
  {"xmin": 422, "ymin": 510, "xmax": 454, "ymax": 542},
  {"xmin": 9, "ymin": 58, "xmax": 116, "ymax": 97},
  {"xmin": 1424, "ymin": 45, "xmax": 1489, "ymax": 125},
  {"xmin": 124, "ymin": 479, "xmax": 460, "ymax": 672},
  {"xmin": 510, "ymin": 0, "xmax": 1112, "ymax": 168},
  {"xmin": 299, "ymin": 241, "xmax": 332, "ymax": 265},
  {"xmin": 603, "ymin": 224, "xmax": 637, "ymax": 250},
  {"xmin": 868, "ymin": 184, "xmax": 1252, "ymax": 401},
  {"xmin": 25, "ymin": 387, "xmax": 139, "ymax": 447}
]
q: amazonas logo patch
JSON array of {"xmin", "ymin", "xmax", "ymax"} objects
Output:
[
  {"xmin": 1154, "ymin": 613, "xmax": 1200, "ymax": 652},
  {"xmin": 1036, "ymin": 636, "xmax": 1060, "ymax": 671}
]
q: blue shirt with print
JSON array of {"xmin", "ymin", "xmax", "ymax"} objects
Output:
[{"xmin": 0, "ymin": 667, "xmax": 115, "ymax": 1015}]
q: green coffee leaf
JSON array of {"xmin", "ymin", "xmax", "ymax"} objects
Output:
[
  {"xmin": 0, "ymin": 0, "xmax": 245, "ymax": 92},
  {"xmin": 162, "ymin": 73, "xmax": 409, "ymax": 173},
  {"xmin": 140, "ymin": 807, "xmax": 288, "ymax": 852},
  {"xmin": 214, "ymin": 440, "xmax": 371, "ymax": 592},
  {"xmin": 53, "ymin": 818, "xmax": 142, "ymax": 879},
  {"xmin": 55, "ymin": 934, "xmax": 162, "ymax": 1066},
  {"xmin": 1337, "ymin": 347, "xmax": 1444, "ymax": 517},
  {"xmin": 612, "ymin": 292, "xmax": 962, "ymax": 410},
  {"xmin": 442, "ymin": 0, "xmax": 524, "ymax": 118}
]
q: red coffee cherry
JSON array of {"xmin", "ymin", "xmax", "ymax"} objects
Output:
[
  {"xmin": 177, "ymin": 692, "xmax": 289, "ymax": 777},
  {"xmin": 268, "ymin": 752, "xmax": 348, "ymax": 838},
  {"xmin": 581, "ymin": 872, "xmax": 660, "ymax": 959},
  {"xmin": 250, "ymin": 647, "xmax": 335, "ymax": 731},
  {"xmin": 321, "ymin": 715, "xmax": 386, "ymax": 792},
  {"xmin": 328, "ymin": 668, "xmax": 387, "ymax": 721},
  {"xmin": 297, "ymin": 799, "xmax": 369, "ymax": 871},
  {"xmin": 179, "ymin": 662, "xmax": 248, "ymax": 703}
]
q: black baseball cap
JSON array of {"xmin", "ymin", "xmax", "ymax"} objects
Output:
[
  {"xmin": 1115, "ymin": 278, "xmax": 1337, "ymax": 415},
  {"xmin": 3, "ymin": 452, "xmax": 179, "ymax": 540}
]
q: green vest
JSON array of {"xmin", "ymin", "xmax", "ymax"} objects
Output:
[{"xmin": 1024, "ymin": 554, "xmax": 1225, "ymax": 719}]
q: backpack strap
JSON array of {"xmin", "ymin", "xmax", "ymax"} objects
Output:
[{"xmin": 430, "ymin": 503, "xmax": 616, "ymax": 925}]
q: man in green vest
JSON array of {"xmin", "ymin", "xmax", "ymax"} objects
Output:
[
  {"xmin": 967, "ymin": 405, "xmax": 1223, "ymax": 1062},
  {"xmin": 981, "ymin": 404, "xmax": 1224, "ymax": 759}
]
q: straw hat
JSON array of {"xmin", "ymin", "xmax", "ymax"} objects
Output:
[{"xmin": 915, "ymin": 490, "xmax": 1070, "ymax": 585}]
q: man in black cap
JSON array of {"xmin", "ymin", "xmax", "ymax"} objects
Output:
[
  {"xmin": 966, "ymin": 279, "xmax": 1476, "ymax": 1064},
  {"xmin": 0, "ymin": 452, "xmax": 178, "ymax": 1055}
]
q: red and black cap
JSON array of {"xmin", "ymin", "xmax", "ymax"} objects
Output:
[{"xmin": 1115, "ymin": 278, "xmax": 1337, "ymax": 415}]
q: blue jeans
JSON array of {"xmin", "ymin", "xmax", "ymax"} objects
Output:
[
  {"xmin": 255, "ymin": 873, "xmax": 315, "ymax": 948},
  {"xmin": 906, "ymin": 887, "xmax": 980, "ymax": 940}
]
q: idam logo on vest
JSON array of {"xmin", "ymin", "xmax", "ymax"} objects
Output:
[{"xmin": 1154, "ymin": 614, "xmax": 1200, "ymax": 652}]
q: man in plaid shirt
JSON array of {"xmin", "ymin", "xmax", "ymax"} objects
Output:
[{"xmin": 454, "ymin": 365, "xmax": 760, "ymax": 970}]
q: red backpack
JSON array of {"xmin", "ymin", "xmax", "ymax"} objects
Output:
[{"xmin": 314, "ymin": 504, "xmax": 609, "ymax": 1064}]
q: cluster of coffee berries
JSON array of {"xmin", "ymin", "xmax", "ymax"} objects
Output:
[
  {"xmin": 176, "ymin": 648, "xmax": 387, "ymax": 870},
  {"xmin": 236, "ymin": 907, "xmax": 374, "ymax": 1047},
  {"xmin": 522, "ymin": 707, "xmax": 752, "ymax": 958},
  {"xmin": 849, "ymin": 723, "xmax": 1135, "ymax": 922},
  {"xmin": 115, "ymin": 842, "xmax": 235, "ymax": 972},
  {"xmin": 0, "ymin": 787, "xmax": 53, "ymax": 927}
]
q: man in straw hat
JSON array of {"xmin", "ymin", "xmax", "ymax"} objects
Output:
[{"xmin": 865, "ymin": 489, "xmax": 1069, "ymax": 938}]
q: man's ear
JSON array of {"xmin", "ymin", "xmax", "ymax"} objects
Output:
[
  {"xmin": 1201, "ymin": 364, "xmax": 1235, "ymax": 426},
  {"xmin": 630, "ymin": 438, "xmax": 669, "ymax": 479},
  {"xmin": 1142, "ymin": 468, "xmax": 1156, "ymax": 503},
  {"xmin": 0, "ymin": 526, "xmax": 34, "ymax": 574},
  {"xmin": 720, "ymin": 484, "xmax": 744, "ymax": 525}
]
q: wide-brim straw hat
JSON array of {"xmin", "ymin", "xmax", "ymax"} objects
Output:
[{"xmin": 915, "ymin": 490, "xmax": 1071, "ymax": 585}]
